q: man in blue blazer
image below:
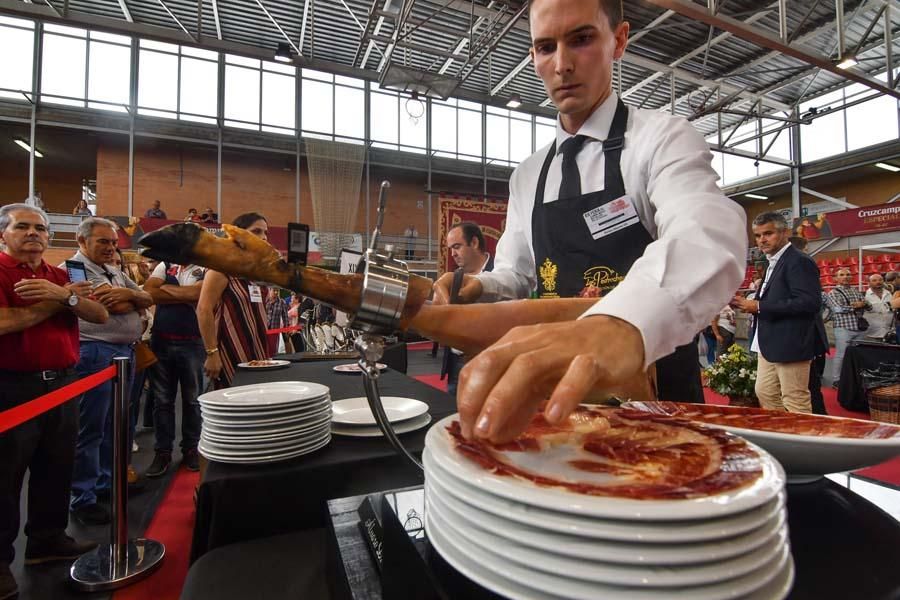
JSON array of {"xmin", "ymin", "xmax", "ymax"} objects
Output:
[{"xmin": 733, "ymin": 212, "xmax": 821, "ymax": 413}]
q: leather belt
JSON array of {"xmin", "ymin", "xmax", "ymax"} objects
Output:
[{"xmin": 0, "ymin": 368, "xmax": 76, "ymax": 381}]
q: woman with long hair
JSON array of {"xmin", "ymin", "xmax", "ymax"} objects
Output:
[
  {"xmin": 73, "ymin": 199, "xmax": 92, "ymax": 216},
  {"xmin": 196, "ymin": 212, "xmax": 270, "ymax": 388}
]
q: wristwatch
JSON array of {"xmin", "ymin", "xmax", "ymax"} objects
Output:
[{"xmin": 65, "ymin": 292, "xmax": 80, "ymax": 308}]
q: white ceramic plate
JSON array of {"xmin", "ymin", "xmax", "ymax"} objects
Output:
[
  {"xmin": 331, "ymin": 396, "xmax": 428, "ymax": 425},
  {"xmin": 200, "ymin": 427, "xmax": 331, "ymax": 454},
  {"xmin": 199, "ymin": 396, "xmax": 329, "ymax": 417},
  {"xmin": 332, "ymin": 362, "xmax": 387, "ymax": 373},
  {"xmin": 422, "ymin": 449, "xmax": 784, "ymax": 544},
  {"xmin": 424, "ymin": 451, "xmax": 786, "ymax": 559},
  {"xmin": 425, "ymin": 510, "xmax": 791, "ymax": 600},
  {"xmin": 426, "ymin": 414, "xmax": 785, "ymax": 521},
  {"xmin": 202, "ymin": 412, "xmax": 332, "ymax": 440},
  {"xmin": 623, "ymin": 401, "xmax": 900, "ymax": 476},
  {"xmin": 199, "ymin": 434, "xmax": 331, "ymax": 464},
  {"xmin": 201, "ymin": 404, "xmax": 331, "ymax": 429},
  {"xmin": 199, "ymin": 428, "xmax": 330, "ymax": 457},
  {"xmin": 331, "ymin": 414, "xmax": 433, "ymax": 438},
  {"xmin": 201, "ymin": 419, "xmax": 332, "ymax": 446},
  {"xmin": 236, "ymin": 359, "xmax": 291, "ymax": 370},
  {"xmin": 745, "ymin": 553, "xmax": 794, "ymax": 600},
  {"xmin": 199, "ymin": 381, "xmax": 330, "ymax": 408},
  {"xmin": 426, "ymin": 484, "xmax": 786, "ymax": 587}
]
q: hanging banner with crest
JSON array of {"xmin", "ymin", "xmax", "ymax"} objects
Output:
[{"xmin": 438, "ymin": 196, "xmax": 508, "ymax": 275}]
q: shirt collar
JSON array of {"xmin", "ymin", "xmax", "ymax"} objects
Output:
[
  {"xmin": 555, "ymin": 92, "xmax": 619, "ymax": 152},
  {"xmin": 0, "ymin": 251, "xmax": 50, "ymax": 273},
  {"xmin": 765, "ymin": 242, "xmax": 790, "ymax": 263}
]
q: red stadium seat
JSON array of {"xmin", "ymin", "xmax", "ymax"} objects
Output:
[
  {"xmin": 817, "ymin": 259, "xmax": 830, "ymax": 268},
  {"xmin": 848, "ymin": 265, "xmax": 859, "ymax": 275},
  {"xmin": 823, "ymin": 276, "xmax": 836, "ymax": 287},
  {"xmin": 878, "ymin": 254, "xmax": 895, "ymax": 263},
  {"xmin": 848, "ymin": 257, "xmax": 859, "ymax": 266},
  {"xmin": 863, "ymin": 255, "xmax": 877, "ymax": 265},
  {"xmin": 863, "ymin": 264, "xmax": 879, "ymax": 275},
  {"xmin": 833, "ymin": 257, "xmax": 849, "ymax": 267},
  {"xmin": 887, "ymin": 263, "xmax": 899, "ymax": 272}
]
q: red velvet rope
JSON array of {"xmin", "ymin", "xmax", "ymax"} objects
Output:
[
  {"xmin": 266, "ymin": 325, "xmax": 304, "ymax": 335},
  {"xmin": 0, "ymin": 365, "xmax": 117, "ymax": 434}
]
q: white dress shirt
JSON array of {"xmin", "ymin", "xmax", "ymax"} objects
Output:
[
  {"xmin": 865, "ymin": 287, "xmax": 894, "ymax": 338},
  {"xmin": 750, "ymin": 242, "xmax": 791, "ymax": 353},
  {"xmin": 477, "ymin": 93, "xmax": 747, "ymax": 367}
]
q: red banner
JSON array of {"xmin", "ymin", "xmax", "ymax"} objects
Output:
[
  {"xmin": 438, "ymin": 196, "xmax": 508, "ymax": 275},
  {"xmin": 793, "ymin": 203, "xmax": 900, "ymax": 241}
]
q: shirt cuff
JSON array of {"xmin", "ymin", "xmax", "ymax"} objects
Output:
[{"xmin": 577, "ymin": 276, "xmax": 682, "ymax": 370}]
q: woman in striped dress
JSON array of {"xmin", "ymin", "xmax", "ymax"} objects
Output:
[{"xmin": 197, "ymin": 212, "xmax": 271, "ymax": 388}]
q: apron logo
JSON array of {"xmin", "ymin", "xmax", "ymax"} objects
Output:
[
  {"xmin": 539, "ymin": 258, "xmax": 558, "ymax": 292},
  {"xmin": 583, "ymin": 266, "xmax": 625, "ymax": 291}
]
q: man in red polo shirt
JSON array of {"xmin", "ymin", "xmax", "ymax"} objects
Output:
[{"xmin": 0, "ymin": 203, "xmax": 108, "ymax": 600}]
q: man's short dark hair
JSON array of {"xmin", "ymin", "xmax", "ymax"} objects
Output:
[
  {"xmin": 450, "ymin": 221, "xmax": 486, "ymax": 252},
  {"xmin": 752, "ymin": 211, "xmax": 788, "ymax": 231},
  {"xmin": 530, "ymin": 0, "xmax": 623, "ymax": 28},
  {"xmin": 232, "ymin": 212, "xmax": 267, "ymax": 229}
]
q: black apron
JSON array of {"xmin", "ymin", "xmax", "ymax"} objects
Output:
[{"xmin": 530, "ymin": 99, "xmax": 703, "ymax": 403}]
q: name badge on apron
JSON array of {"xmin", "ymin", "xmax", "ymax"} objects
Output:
[
  {"xmin": 248, "ymin": 284, "xmax": 263, "ymax": 303},
  {"xmin": 582, "ymin": 195, "xmax": 639, "ymax": 241}
]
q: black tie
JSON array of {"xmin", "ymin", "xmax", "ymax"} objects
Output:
[{"xmin": 557, "ymin": 134, "xmax": 590, "ymax": 200}]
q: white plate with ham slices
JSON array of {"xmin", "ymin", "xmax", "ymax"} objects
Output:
[
  {"xmin": 423, "ymin": 407, "xmax": 792, "ymax": 600},
  {"xmin": 425, "ymin": 408, "xmax": 785, "ymax": 521},
  {"xmin": 622, "ymin": 401, "xmax": 900, "ymax": 476}
]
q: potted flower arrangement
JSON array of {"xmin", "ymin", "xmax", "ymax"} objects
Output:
[{"xmin": 703, "ymin": 344, "xmax": 759, "ymax": 407}]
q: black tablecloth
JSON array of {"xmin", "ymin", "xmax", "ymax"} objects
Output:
[
  {"xmin": 190, "ymin": 360, "xmax": 454, "ymax": 563},
  {"xmin": 275, "ymin": 341, "xmax": 409, "ymax": 373},
  {"xmin": 838, "ymin": 342, "xmax": 900, "ymax": 412},
  {"xmin": 182, "ymin": 477, "xmax": 900, "ymax": 600}
]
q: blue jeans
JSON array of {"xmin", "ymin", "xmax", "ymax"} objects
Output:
[
  {"xmin": 71, "ymin": 341, "xmax": 134, "ymax": 510},
  {"xmin": 702, "ymin": 331, "xmax": 717, "ymax": 365},
  {"xmin": 149, "ymin": 338, "xmax": 204, "ymax": 453},
  {"xmin": 832, "ymin": 327, "xmax": 866, "ymax": 384}
]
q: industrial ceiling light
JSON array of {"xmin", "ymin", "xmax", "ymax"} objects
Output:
[
  {"xmin": 274, "ymin": 42, "xmax": 293, "ymax": 63},
  {"xmin": 14, "ymin": 138, "xmax": 43, "ymax": 158},
  {"xmin": 875, "ymin": 162, "xmax": 900, "ymax": 173},
  {"xmin": 505, "ymin": 93, "xmax": 522, "ymax": 109},
  {"xmin": 836, "ymin": 56, "xmax": 858, "ymax": 70},
  {"xmin": 745, "ymin": 193, "xmax": 768, "ymax": 200}
]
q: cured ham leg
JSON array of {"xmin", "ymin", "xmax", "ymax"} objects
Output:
[{"xmin": 139, "ymin": 223, "xmax": 655, "ymax": 400}]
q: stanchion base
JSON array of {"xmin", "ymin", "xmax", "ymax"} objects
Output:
[{"xmin": 70, "ymin": 538, "xmax": 165, "ymax": 592}]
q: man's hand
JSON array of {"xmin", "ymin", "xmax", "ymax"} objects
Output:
[
  {"xmin": 432, "ymin": 272, "xmax": 483, "ymax": 305},
  {"xmin": 66, "ymin": 281, "xmax": 94, "ymax": 298},
  {"xmin": 731, "ymin": 294, "xmax": 759, "ymax": 314},
  {"xmin": 456, "ymin": 315, "xmax": 645, "ymax": 443},
  {"xmin": 92, "ymin": 286, "xmax": 134, "ymax": 307},
  {"xmin": 851, "ymin": 300, "xmax": 867, "ymax": 309},
  {"xmin": 13, "ymin": 279, "xmax": 70, "ymax": 303}
]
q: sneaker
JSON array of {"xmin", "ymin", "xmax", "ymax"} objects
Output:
[
  {"xmin": 182, "ymin": 448, "xmax": 200, "ymax": 472},
  {"xmin": 24, "ymin": 534, "xmax": 97, "ymax": 565},
  {"xmin": 146, "ymin": 451, "xmax": 172, "ymax": 479},
  {"xmin": 72, "ymin": 503, "xmax": 110, "ymax": 526},
  {"xmin": 0, "ymin": 562, "xmax": 16, "ymax": 600}
]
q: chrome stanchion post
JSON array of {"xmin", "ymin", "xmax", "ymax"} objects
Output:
[{"xmin": 71, "ymin": 356, "xmax": 165, "ymax": 591}]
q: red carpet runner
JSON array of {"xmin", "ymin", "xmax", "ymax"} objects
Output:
[{"xmin": 113, "ymin": 468, "xmax": 200, "ymax": 600}]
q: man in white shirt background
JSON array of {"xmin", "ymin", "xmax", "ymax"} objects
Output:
[
  {"xmin": 864, "ymin": 273, "xmax": 894, "ymax": 341},
  {"xmin": 432, "ymin": 0, "xmax": 746, "ymax": 442}
]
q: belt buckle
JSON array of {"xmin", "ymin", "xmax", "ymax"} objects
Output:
[{"xmin": 41, "ymin": 370, "xmax": 58, "ymax": 381}]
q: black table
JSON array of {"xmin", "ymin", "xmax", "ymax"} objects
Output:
[
  {"xmin": 838, "ymin": 342, "xmax": 900, "ymax": 412},
  {"xmin": 181, "ymin": 477, "xmax": 900, "ymax": 600},
  {"xmin": 190, "ymin": 360, "xmax": 454, "ymax": 563}
]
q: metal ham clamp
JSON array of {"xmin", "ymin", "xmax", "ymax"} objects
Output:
[{"xmin": 350, "ymin": 181, "xmax": 423, "ymax": 471}]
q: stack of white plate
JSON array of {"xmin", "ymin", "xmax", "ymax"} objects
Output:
[
  {"xmin": 330, "ymin": 396, "xmax": 431, "ymax": 437},
  {"xmin": 198, "ymin": 381, "xmax": 331, "ymax": 464},
  {"xmin": 423, "ymin": 413, "xmax": 793, "ymax": 600}
]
